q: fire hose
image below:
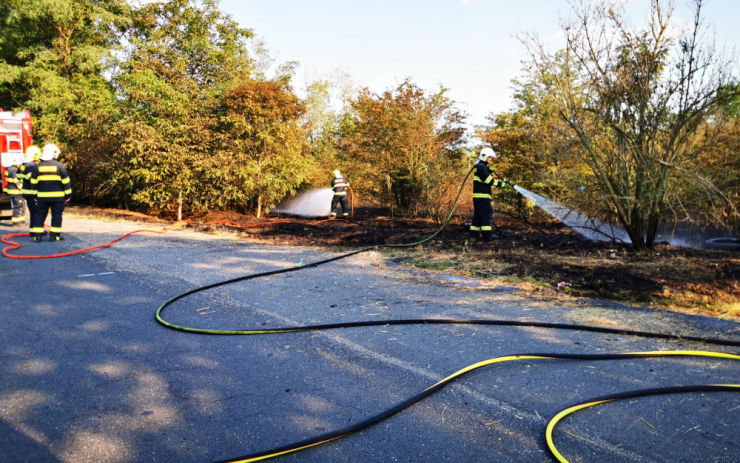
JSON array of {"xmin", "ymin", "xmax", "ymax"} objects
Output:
[
  {"xmin": 2, "ymin": 168, "xmax": 736, "ymax": 461},
  {"xmin": 1, "ymin": 186, "xmax": 357, "ymax": 259},
  {"xmin": 154, "ymin": 166, "xmax": 739, "ymax": 462}
]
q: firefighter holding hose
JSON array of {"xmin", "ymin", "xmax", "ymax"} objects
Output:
[
  {"xmin": 470, "ymin": 147, "xmax": 510, "ymax": 243},
  {"xmin": 330, "ymin": 169, "xmax": 350, "ymax": 219}
]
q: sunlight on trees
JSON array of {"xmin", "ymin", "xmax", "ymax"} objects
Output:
[
  {"xmin": 0, "ymin": 0, "xmax": 736, "ymax": 234},
  {"xmin": 517, "ymin": 0, "xmax": 738, "ymax": 249}
]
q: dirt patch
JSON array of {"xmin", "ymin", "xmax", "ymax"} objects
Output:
[{"xmin": 67, "ymin": 204, "xmax": 740, "ymax": 318}]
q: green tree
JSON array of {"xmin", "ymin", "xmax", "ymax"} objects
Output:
[
  {"xmin": 523, "ymin": 0, "xmax": 738, "ymax": 249},
  {"xmin": 302, "ymin": 79, "xmax": 340, "ymax": 184},
  {"xmin": 340, "ymin": 80, "xmax": 467, "ymax": 217},
  {"xmin": 0, "ymin": 0, "xmax": 129, "ymax": 151},
  {"xmin": 106, "ymin": 0, "xmax": 254, "ymax": 217},
  {"xmin": 479, "ymin": 59, "xmax": 597, "ymax": 221},
  {"xmin": 215, "ymin": 79, "xmax": 310, "ymax": 217}
]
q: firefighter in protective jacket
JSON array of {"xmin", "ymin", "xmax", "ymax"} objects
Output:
[
  {"xmin": 330, "ymin": 169, "xmax": 350, "ymax": 218},
  {"xmin": 470, "ymin": 147, "xmax": 510, "ymax": 242},
  {"xmin": 2, "ymin": 152, "xmax": 25, "ymax": 226},
  {"xmin": 30, "ymin": 143, "xmax": 71, "ymax": 241}
]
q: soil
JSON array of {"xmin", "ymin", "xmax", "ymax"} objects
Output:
[{"xmin": 69, "ymin": 203, "xmax": 740, "ymax": 319}]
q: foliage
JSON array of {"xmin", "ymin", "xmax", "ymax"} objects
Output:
[
  {"xmin": 479, "ymin": 56, "xmax": 603, "ymax": 222},
  {"xmin": 679, "ymin": 103, "xmax": 740, "ymax": 233},
  {"xmin": 0, "ymin": 0, "xmax": 129, "ymax": 155},
  {"xmin": 302, "ymin": 79, "xmax": 343, "ymax": 185},
  {"xmin": 521, "ymin": 0, "xmax": 738, "ymax": 249},
  {"xmin": 103, "ymin": 0, "xmax": 254, "ymax": 216},
  {"xmin": 214, "ymin": 78, "xmax": 310, "ymax": 217},
  {"xmin": 339, "ymin": 79, "xmax": 468, "ymax": 217}
]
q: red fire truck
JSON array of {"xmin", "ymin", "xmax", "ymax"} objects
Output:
[{"xmin": 0, "ymin": 109, "xmax": 34, "ymax": 221}]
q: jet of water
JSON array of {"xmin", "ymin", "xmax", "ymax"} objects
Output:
[
  {"xmin": 513, "ymin": 185, "xmax": 630, "ymax": 243},
  {"xmin": 272, "ymin": 188, "xmax": 334, "ymax": 217}
]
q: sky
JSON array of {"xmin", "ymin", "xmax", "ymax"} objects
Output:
[{"xmin": 219, "ymin": 0, "xmax": 740, "ymax": 128}]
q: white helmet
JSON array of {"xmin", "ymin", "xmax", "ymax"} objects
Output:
[
  {"xmin": 41, "ymin": 143, "xmax": 60, "ymax": 161},
  {"xmin": 1, "ymin": 154, "xmax": 12, "ymax": 168},
  {"xmin": 12, "ymin": 152, "xmax": 24, "ymax": 165},
  {"xmin": 478, "ymin": 147, "xmax": 497, "ymax": 162}
]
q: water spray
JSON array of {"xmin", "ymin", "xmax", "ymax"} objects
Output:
[
  {"xmin": 512, "ymin": 185, "xmax": 631, "ymax": 243},
  {"xmin": 272, "ymin": 188, "xmax": 334, "ymax": 218}
]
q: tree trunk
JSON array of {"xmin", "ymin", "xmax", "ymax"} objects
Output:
[
  {"xmin": 257, "ymin": 193, "xmax": 262, "ymax": 218},
  {"xmin": 177, "ymin": 191, "xmax": 183, "ymax": 222},
  {"xmin": 646, "ymin": 215, "xmax": 659, "ymax": 248},
  {"xmin": 625, "ymin": 207, "xmax": 645, "ymax": 250}
]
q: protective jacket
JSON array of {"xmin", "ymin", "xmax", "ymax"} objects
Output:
[
  {"xmin": 30, "ymin": 159, "xmax": 71, "ymax": 240},
  {"xmin": 331, "ymin": 175, "xmax": 349, "ymax": 196},
  {"xmin": 3, "ymin": 165, "xmax": 22, "ymax": 195},
  {"xmin": 470, "ymin": 160, "xmax": 508, "ymax": 242},
  {"xmin": 330, "ymin": 174, "xmax": 350, "ymax": 218},
  {"xmin": 472, "ymin": 161, "xmax": 507, "ymax": 199},
  {"xmin": 31, "ymin": 160, "xmax": 71, "ymax": 200},
  {"xmin": 18, "ymin": 161, "xmax": 37, "ymax": 195},
  {"xmin": 3, "ymin": 164, "xmax": 25, "ymax": 224}
]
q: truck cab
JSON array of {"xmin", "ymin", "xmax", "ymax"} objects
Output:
[{"xmin": 0, "ymin": 109, "xmax": 33, "ymax": 221}]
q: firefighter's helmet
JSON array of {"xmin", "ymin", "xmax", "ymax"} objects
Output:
[
  {"xmin": 41, "ymin": 143, "xmax": 60, "ymax": 161},
  {"xmin": 24, "ymin": 145, "xmax": 41, "ymax": 163},
  {"xmin": 478, "ymin": 147, "xmax": 497, "ymax": 162},
  {"xmin": 333, "ymin": 169, "xmax": 341, "ymax": 178},
  {"xmin": 1, "ymin": 154, "xmax": 13, "ymax": 168}
]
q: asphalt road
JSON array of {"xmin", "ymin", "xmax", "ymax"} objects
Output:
[{"xmin": 1, "ymin": 214, "xmax": 738, "ymax": 463}]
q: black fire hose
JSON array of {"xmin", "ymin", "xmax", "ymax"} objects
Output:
[{"xmin": 155, "ymin": 165, "xmax": 739, "ymax": 463}]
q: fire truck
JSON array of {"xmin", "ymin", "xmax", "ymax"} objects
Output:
[{"xmin": 0, "ymin": 109, "xmax": 33, "ymax": 221}]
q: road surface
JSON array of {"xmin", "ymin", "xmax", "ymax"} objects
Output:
[{"xmin": 1, "ymin": 213, "xmax": 738, "ymax": 462}]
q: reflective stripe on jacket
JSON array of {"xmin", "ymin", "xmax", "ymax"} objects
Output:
[
  {"xmin": 31, "ymin": 160, "xmax": 71, "ymax": 199},
  {"xmin": 472, "ymin": 161, "xmax": 507, "ymax": 200},
  {"xmin": 331, "ymin": 176, "xmax": 349, "ymax": 196},
  {"xmin": 18, "ymin": 162, "xmax": 37, "ymax": 195},
  {"xmin": 3, "ymin": 166, "xmax": 22, "ymax": 195}
]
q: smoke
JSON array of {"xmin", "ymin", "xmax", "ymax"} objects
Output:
[{"xmin": 272, "ymin": 188, "xmax": 334, "ymax": 217}]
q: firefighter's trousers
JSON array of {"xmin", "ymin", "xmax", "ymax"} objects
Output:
[
  {"xmin": 32, "ymin": 198, "xmax": 66, "ymax": 239},
  {"xmin": 22, "ymin": 194, "xmax": 37, "ymax": 222},
  {"xmin": 470, "ymin": 198, "xmax": 494, "ymax": 241},
  {"xmin": 10, "ymin": 195, "xmax": 25, "ymax": 225},
  {"xmin": 330, "ymin": 195, "xmax": 349, "ymax": 217}
]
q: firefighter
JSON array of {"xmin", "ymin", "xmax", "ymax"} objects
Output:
[
  {"xmin": 2, "ymin": 152, "xmax": 25, "ymax": 226},
  {"xmin": 19, "ymin": 145, "xmax": 40, "ymax": 223},
  {"xmin": 330, "ymin": 169, "xmax": 350, "ymax": 219},
  {"xmin": 470, "ymin": 147, "xmax": 510, "ymax": 243},
  {"xmin": 30, "ymin": 143, "xmax": 71, "ymax": 241}
]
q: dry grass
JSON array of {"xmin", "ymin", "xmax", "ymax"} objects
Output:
[{"xmin": 69, "ymin": 205, "xmax": 740, "ymax": 319}]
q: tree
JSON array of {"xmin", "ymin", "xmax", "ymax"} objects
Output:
[
  {"xmin": 215, "ymin": 79, "xmax": 310, "ymax": 218},
  {"xmin": 523, "ymin": 0, "xmax": 738, "ymax": 249},
  {"xmin": 0, "ymin": 0, "xmax": 129, "ymax": 150},
  {"xmin": 340, "ymin": 80, "xmax": 467, "ymax": 217},
  {"xmin": 479, "ymin": 57, "xmax": 601, "ymax": 222},
  {"xmin": 679, "ymin": 87, "xmax": 740, "ymax": 232},
  {"xmin": 106, "ymin": 0, "xmax": 254, "ymax": 217},
  {"xmin": 301, "ymin": 79, "xmax": 341, "ymax": 185}
]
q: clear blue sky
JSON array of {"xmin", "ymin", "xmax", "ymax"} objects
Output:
[{"xmin": 219, "ymin": 0, "xmax": 739, "ymax": 127}]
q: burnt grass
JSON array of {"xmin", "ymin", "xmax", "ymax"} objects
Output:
[{"xmin": 74, "ymin": 204, "xmax": 740, "ymax": 318}]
